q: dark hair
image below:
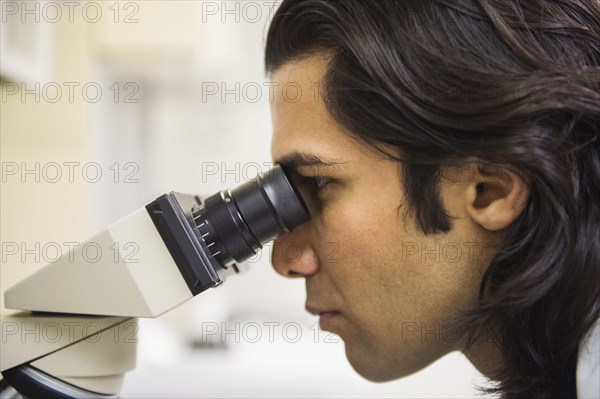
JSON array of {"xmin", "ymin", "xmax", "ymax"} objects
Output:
[{"xmin": 265, "ymin": 0, "xmax": 600, "ymax": 397}]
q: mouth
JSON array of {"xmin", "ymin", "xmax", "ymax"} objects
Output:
[{"xmin": 305, "ymin": 304, "xmax": 341, "ymax": 331}]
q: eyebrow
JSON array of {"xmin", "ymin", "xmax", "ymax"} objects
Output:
[{"xmin": 275, "ymin": 151, "xmax": 344, "ymax": 172}]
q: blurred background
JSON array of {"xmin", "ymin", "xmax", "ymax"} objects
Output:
[{"xmin": 1, "ymin": 1, "xmax": 490, "ymax": 397}]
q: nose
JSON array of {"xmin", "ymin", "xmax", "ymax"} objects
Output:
[{"xmin": 271, "ymin": 224, "xmax": 319, "ymax": 277}]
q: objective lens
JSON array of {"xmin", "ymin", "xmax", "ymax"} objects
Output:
[{"xmin": 192, "ymin": 165, "xmax": 309, "ymax": 267}]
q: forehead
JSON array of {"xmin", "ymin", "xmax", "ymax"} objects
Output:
[{"xmin": 270, "ymin": 56, "xmax": 358, "ymax": 163}]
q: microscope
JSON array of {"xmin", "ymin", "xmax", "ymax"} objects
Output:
[{"xmin": 0, "ymin": 165, "xmax": 309, "ymax": 398}]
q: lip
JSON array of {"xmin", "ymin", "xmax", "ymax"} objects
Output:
[{"xmin": 305, "ymin": 304, "xmax": 341, "ymax": 331}]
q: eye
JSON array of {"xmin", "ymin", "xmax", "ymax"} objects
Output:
[
  {"xmin": 309, "ymin": 177, "xmax": 331, "ymax": 191},
  {"xmin": 287, "ymin": 170, "xmax": 340, "ymax": 209},
  {"xmin": 300, "ymin": 176, "xmax": 332, "ymax": 196}
]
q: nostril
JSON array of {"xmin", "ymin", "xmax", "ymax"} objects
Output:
[{"xmin": 287, "ymin": 270, "xmax": 302, "ymax": 276}]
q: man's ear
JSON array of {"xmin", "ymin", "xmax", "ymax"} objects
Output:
[{"xmin": 465, "ymin": 164, "xmax": 530, "ymax": 231}]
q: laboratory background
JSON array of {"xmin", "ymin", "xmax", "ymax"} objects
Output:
[{"xmin": 1, "ymin": 1, "xmax": 489, "ymax": 397}]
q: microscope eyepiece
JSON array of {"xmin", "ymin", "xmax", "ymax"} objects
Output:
[
  {"xmin": 144, "ymin": 164, "xmax": 309, "ymax": 296},
  {"xmin": 191, "ymin": 165, "xmax": 309, "ymax": 267}
]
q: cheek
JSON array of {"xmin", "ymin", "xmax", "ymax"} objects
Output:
[
  {"xmin": 316, "ymin": 196, "xmax": 405, "ymax": 304},
  {"xmin": 317, "ymin": 193, "xmax": 482, "ymax": 330}
]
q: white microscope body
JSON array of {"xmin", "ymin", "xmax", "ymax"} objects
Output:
[{"xmin": 0, "ymin": 166, "xmax": 309, "ymax": 398}]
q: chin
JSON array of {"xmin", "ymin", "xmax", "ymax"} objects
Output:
[{"xmin": 344, "ymin": 343, "xmax": 419, "ymax": 383}]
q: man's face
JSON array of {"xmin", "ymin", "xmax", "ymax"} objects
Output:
[{"xmin": 270, "ymin": 56, "xmax": 495, "ymax": 381}]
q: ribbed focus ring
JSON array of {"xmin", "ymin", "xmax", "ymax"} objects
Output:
[{"xmin": 204, "ymin": 191, "xmax": 257, "ymax": 264}]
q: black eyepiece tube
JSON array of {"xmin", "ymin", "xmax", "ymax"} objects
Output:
[{"xmin": 191, "ymin": 165, "xmax": 309, "ymax": 267}]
